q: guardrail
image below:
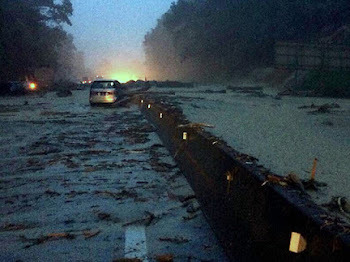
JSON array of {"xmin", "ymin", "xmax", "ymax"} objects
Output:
[{"xmin": 136, "ymin": 96, "xmax": 350, "ymax": 261}]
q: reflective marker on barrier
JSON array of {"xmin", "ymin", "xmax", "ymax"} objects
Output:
[
  {"xmin": 183, "ymin": 132, "xmax": 187, "ymax": 140},
  {"xmin": 140, "ymin": 99, "xmax": 144, "ymax": 104},
  {"xmin": 148, "ymin": 104, "xmax": 151, "ymax": 109},
  {"xmin": 160, "ymin": 113, "xmax": 163, "ymax": 119},
  {"xmin": 289, "ymin": 232, "xmax": 307, "ymax": 253}
]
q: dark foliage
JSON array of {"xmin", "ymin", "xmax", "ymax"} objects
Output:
[
  {"xmin": 0, "ymin": 0, "xmax": 74, "ymax": 81},
  {"xmin": 143, "ymin": 0, "xmax": 350, "ymax": 82}
]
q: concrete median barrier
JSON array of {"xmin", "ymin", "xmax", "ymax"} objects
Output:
[{"xmin": 137, "ymin": 95, "xmax": 350, "ymax": 262}]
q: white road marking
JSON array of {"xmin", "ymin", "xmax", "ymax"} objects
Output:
[{"xmin": 125, "ymin": 225, "xmax": 148, "ymax": 261}]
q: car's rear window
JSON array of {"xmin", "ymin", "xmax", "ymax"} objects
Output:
[{"xmin": 91, "ymin": 81, "xmax": 116, "ymax": 89}]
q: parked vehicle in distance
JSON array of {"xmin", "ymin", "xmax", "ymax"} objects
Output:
[
  {"xmin": 0, "ymin": 81, "xmax": 37, "ymax": 95},
  {"xmin": 89, "ymin": 80, "xmax": 123, "ymax": 105},
  {"xmin": 24, "ymin": 81, "xmax": 37, "ymax": 92},
  {"xmin": 81, "ymin": 76, "xmax": 91, "ymax": 85}
]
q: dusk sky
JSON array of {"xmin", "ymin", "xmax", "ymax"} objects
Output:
[{"xmin": 65, "ymin": 0, "xmax": 175, "ymax": 81}]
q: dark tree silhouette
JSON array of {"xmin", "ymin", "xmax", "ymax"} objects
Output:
[
  {"xmin": 143, "ymin": 0, "xmax": 350, "ymax": 82},
  {"xmin": 0, "ymin": 0, "xmax": 77, "ymax": 81}
]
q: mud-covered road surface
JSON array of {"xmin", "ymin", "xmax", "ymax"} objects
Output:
[{"xmin": 0, "ymin": 90, "xmax": 228, "ymax": 262}]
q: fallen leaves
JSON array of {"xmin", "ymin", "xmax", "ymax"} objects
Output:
[
  {"xmin": 262, "ymin": 173, "xmax": 304, "ymax": 189},
  {"xmin": 123, "ymin": 211, "xmax": 156, "ymax": 227},
  {"xmin": 79, "ymin": 149, "xmax": 111, "ymax": 156},
  {"xmin": 1, "ymin": 100, "xmax": 219, "ymax": 260},
  {"xmin": 93, "ymin": 211, "xmax": 120, "ymax": 223},
  {"xmin": 183, "ymin": 213, "xmax": 198, "ymax": 221},
  {"xmin": 94, "ymin": 189, "xmax": 138, "ymax": 201},
  {"xmin": 97, "ymin": 212, "xmax": 112, "ymax": 221},
  {"xmin": 20, "ymin": 229, "xmax": 102, "ymax": 248},
  {"xmin": 0, "ymin": 223, "xmax": 32, "ymax": 232},
  {"xmin": 44, "ymin": 189, "xmax": 61, "ymax": 197},
  {"xmin": 84, "ymin": 166, "xmax": 99, "ymax": 172},
  {"xmin": 159, "ymin": 236, "xmax": 190, "ymax": 244},
  {"xmin": 65, "ymin": 190, "xmax": 88, "ymax": 198},
  {"xmin": 46, "ymin": 232, "xmax": 74, "ymax": 238},
  {"xmin": 298, "ymin": 103, "xmax": 341, "ymax": 114},
  {"xmin": 21, "ymin": 232, "xmax": 76, "ymax": 248},
  {"xmin": 179, "ymin": 194, "xmax": 196, "ymax": 203},
  {"xmin": 177, "ymin": 123, "xmax": 215, "ymax": 129},
  {"xmin": 113, "ymin": 259, "xmax": 142, "ymax": 262},
  {"xmin": 155, "ymin": 254, "xmax": 174, "ymax": 262},
  {"xmin": 83, "ymin": 230, "xmax": 101, "ymax": 239}
]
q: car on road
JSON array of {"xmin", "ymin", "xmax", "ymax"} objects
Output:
[
  {"xmin": 89, "ymin": 79, "xmax": 123, "ymax": 105},
  {"xmin": 0, "ymin": 81, "xmax": 37, "ymax": 95}
]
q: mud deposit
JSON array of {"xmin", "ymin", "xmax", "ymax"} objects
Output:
[
  {"xmin": 0, "ymin": 90, "xmax": 227, "ymax": 261},
  {"xmin": 146, "ymin": 85, "xmax": 350, "ymax": 223}
]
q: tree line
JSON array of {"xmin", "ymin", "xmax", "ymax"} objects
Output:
[
  {"xmin": 143, "ymin": 0, "xmax": 350, "ymax": 82},
  {"xmin": 0, "ymin": 0, "xmax": 84, "ymax": 82}
]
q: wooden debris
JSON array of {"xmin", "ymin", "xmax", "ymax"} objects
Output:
[
  {"xmin": 122, "ymin": 211, "xmax": 156, "ymax": 227},
  {"xmin": 203, "ymin": 89, "xmax": 226, "ymax": 94},
  {"xmin": 84, "ymin": 166, "xmax": 98, "ymax": 172},
  {"xmin": 262, "ymin": 173, "xmax": 311, "ymax": 192},
  {"xmin": 97, "ymin": 212, "xmax": 111, "ymax": 221},
  {"xmin": 319, "ymin": 214, "xmax": 350, "ymax": 234},
  {"xmin": 125, "ymin": 149, "xmax": 146, "ymax": 154},
  {"xmin": 1, "ymin": 223, "xmax": 30, "ymax": 232},
  {"xmin": 183, "ymin": 213, "xmax": 198, "ymax": 221},
  {"xmin": 136, "ymin": 181, "xmax": 149, "ymax": 184},
  {"xmin": 227, "ymin": 86, "xmax": 263, "ymax": 92},
  {"xmin": 83, "ymin": 230, "xmax": 101, "ymax": 239},
  {"xmin": 285, "ymin": 173, "xmax": 305, "ymax": 192},
  {"xmin": 113, "ymin": 258, "xmax": 142, "ymax": 262},
  {"xmin": 186, "ymin": 203, "xmax": 200, "ymax": 214},
  {"xmin": 21, "ymin": 232, "xmax": 76, "ymax": 248},
  {"xmin": 65, "ymin": 190, "xmax": 88, "ymax": 198},
  {"xmin": 155, "ymin": 254, "xmax": 174, "ymax": 262},
  {"xmin": 299, "ymin": 103, "xmax": 340, "ymax": 110},
  {"xmin": 322, "ymin": 197, "xmax": 350, "ymax": 218},
  {"xmin": 303, "ymin": 179, "xmax": 327, "ymax": 191},
  {"xmin": 261, "ymin": 174, "xmax": 288, "ymax": 187},
  {"xmin": 167, "ymin": 191, "xmax": 179, "ymax": 201},
  {"xmin": 338, "ymin": 197, "xmax": 350, "ymax": 214},
  {"xmin": 310, "ymin": 158, "xmax": 318, "ymax": 181},
  {"xmin": 94, "ymin": 189, "xmax": 138, "ymax": 200},
  {"xmin": 64, "ymin": 219, "xmax": 75, "ymax": 225},
  {"xmin": 159, "ymin": 236, "xmax": 189, "ymax": 244},
  {"xmin": 44, "ymin": 189, "xmax": 61, "ymax": 196},
  {"xmin": 302, "ymin": 158, "xmax": 327, "ymax": 190},
  {"xmin": 298, "ymin": 103, "xmax": 340, "ymax": 114},
  {"xmin": 177, "ymin": 123, "xmax": 215, "ymax": 129},
  {"xmin": 179, "ymin": 194, "xmax": 196, "ymax": 203},
  {"xmin": 47, "ymin": 232, "xmax": 73, "ymax": 238}
]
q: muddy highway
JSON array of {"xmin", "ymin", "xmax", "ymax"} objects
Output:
[{"xmin": 0, "ymin": 90, "xmax": 228, "ymax": 262}]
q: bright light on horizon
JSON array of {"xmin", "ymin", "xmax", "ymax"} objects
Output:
[{"xmin": 110, "ymin": 71, "xmax": 143, "ymax": 83}]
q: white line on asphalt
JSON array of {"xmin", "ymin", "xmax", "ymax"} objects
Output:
[{"xmin": 125, "ymin": 225, "xmax": 148, "ymax": 261}]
